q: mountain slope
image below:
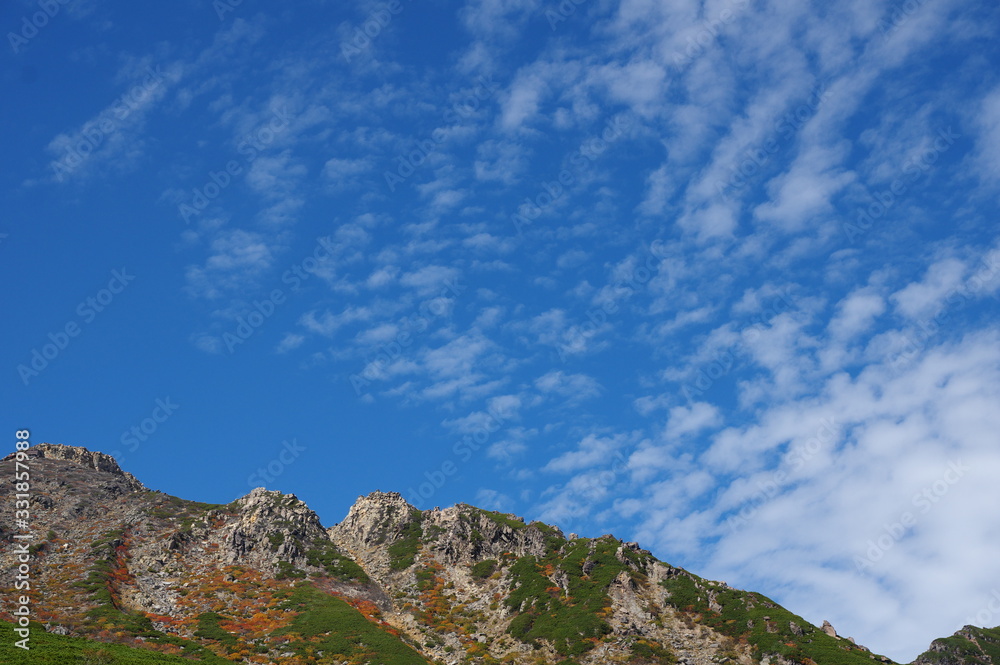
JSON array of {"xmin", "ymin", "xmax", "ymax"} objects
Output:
[
  {"xmin": 0, "ymin": 443, "xmax": 993, "ymax": 665},
  {"xmin": 914, "ymin": 627, "xmax": 1000, "ymax": 665}
]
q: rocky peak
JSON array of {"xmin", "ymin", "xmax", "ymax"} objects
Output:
[
  {"xmin": 913, "ymin": 625, "xmax": 1000, "ymax": 665},
  {"xmin": 226, "ymin": 488, "xmax": 327, "ymax": 568},
  {"xmin": 424, "ymin": 503, "xmax": 561, "ymax": 565},
  {"xmin": 4, "ymin": 443, "xmax": 145, "ymax": 491},
  {"xmin": 333, "ymin": 490, "xmax": 418, "ymax": 547},
  {"xmin": 235, "ymin": 487, "xmax": 320, "ymax": 521}
]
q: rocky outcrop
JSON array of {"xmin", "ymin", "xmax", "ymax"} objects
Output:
[
  {"xmin": 3, "ymin": 442, "xmax": 145, "ymax": 491},
  {"xmin": 332, "ymin": 491, "xmax": 415, "ymax": 546},
  {"xmin": 225, "ymin": 487, "xmax": 327, "ymax": 569},
  {"xmin": 913, "ymin": 625, "xmax": 1000, "ymax": 665},
  {"xmin": 424, "ymin": 503, "xmax": 559, "ymax": 564}
]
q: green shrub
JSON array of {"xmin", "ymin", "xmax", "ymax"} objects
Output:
[
  {"xmin": 304, "ymin": 539, "xmax": 370, "ymax": 582},
  {"xmin": 272, "ymin": 583, "xmax": 426, "ymax": 665},
  {"xmin": 275, "ymin": 561, "xmax": 306, "ymax": 580},
  {"xmin": 193, "ymin": 612, "xmax": 237, "ymax": 646},
  {"xmin": 388, "ymin": 512, "xmax": 424, "ymax": 570},
  {"xmin": 471, "ymin": 559, "xmax": 497, "ymax": 579}
]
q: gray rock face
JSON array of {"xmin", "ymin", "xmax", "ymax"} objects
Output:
[
  {"xmin": 331, "ymin": 490, "xmax": 416, "ymax": 547},
  {"xmin": 224, "ymin": 487, "xmax": 328, "ymax": 569},
  {"xmin": 4, "ymin": 442, "xmax": 146, "ymax": 491}
]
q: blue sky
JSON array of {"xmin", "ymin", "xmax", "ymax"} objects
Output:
[{"xmin": 4, "ymin": 0, "xmax": 1000, "ymax": 659}]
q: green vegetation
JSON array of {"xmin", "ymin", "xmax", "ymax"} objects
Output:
[
  {"xmin": 0, "ymin": 621, "xmax": 228, "ymax": 664},
  {"xmin": 89, "ymin": 529, "xmax": 125, "ymax": 549},
  {"xmin": 193, "ymin": 612, "xmax": 237, "ymax": 646},
  {"xmin": 476, "ymin": 508, "xmax": 526, "ymax": 531},
  {"xmin": 388, "ymin": 511, "xmax": 424, "ymax": 570},
  {"xmin": 415, "ymin": 567, "xmax": 436, "ymax": 592},
  {"xmin": 660, "ymin": 574, "xmax": 882, "ymax": 665},
  {"xmin": 305, "ymin": 538, "xmax": 370, "ymax": 582},
  {"xmin": 148, "ymin": 495, "xmax": 230, "ymax": 521},
  {"xmin": 504, "ymin": 537, "xmax": 644, "ymax": 657},
  {"xmin": 267, "ymin": 532, "xmax": 285, "ymax": 549},
  {"xmin": 631, "ymin": 638, "xmax": 678, "ymax": 663},
  {"xmin": 275, "ymin": 560, "xmax": 306, "ymax": 580},
  {"xmin": 471, "ymin": 559, "xmax": 497, "ymax": 579},
  {"xmin": 423, "ymin": 523, "xmax": 446, "ymax": 541},
  {"xmin": 916, "ymin": 627, "xmax": 1000, "ymax": 665},
  {"xmin": 272, "ymin": 583, "xmax": 429, "ymax": 664},
  {"xmin": 530, "ymin": 521, "xmax": 567, "ymax": 554}
]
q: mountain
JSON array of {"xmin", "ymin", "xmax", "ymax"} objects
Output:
[{"xmin": 0, "ymin": 443, "xmax": 994, "ymax": 665}]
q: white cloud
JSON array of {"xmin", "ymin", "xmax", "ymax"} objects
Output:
[
  {"xmin": 184, "ymin": 229, "xmax": 275, "ymax": 299},
  {"xmin": 399, "ymin": 265, "xmax": 461, "ymax": 296},
  {"xmin": 544, "ymin": 431, "xmax": 634, "ymax": 474},
  {"xmin": 276, "ymin": 333, "xmax": 305, "ymax": 353},
  {"xmin": 973, "ymin": 85, "xmax": 1000, "ymax": 183},
  {"xmin": 474, "ymin": 139, "xmax": 528, "ymax": 183},
  {"xmin": 663, "ymin": 402, "xmax": 722, "ymax": 440},
  {"xmin": 324, "ymin": 156, "xmax": 373, "ymax": 179},
  {"xmin": 533, "ymin": 370, "xmax": 601, "ymax": 402},
  {"xmin": 299, "ymin": 306, "xmax": 372, "ymax": 336},
  {"xmin": 246, "ymin": 150, "xmax": 308, "ymax": 198},
  {"xmin": 890, "ymin": 257, "xmax": 967, "ymax": 321},
  {"xmin": 828, "ymin": 287, "xmax": 886, "ymax": 341},
  {"xmin": 754, "ymin": 143, "xmax": 856, "ymax": 232}
]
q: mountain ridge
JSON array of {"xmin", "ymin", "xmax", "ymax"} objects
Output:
[{"xmin": 0, "ymin": 443, "xmax": 993, "ymax": 665}]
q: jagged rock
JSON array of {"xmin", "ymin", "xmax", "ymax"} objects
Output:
[
  {"xmin": 3, "ymin": 442, "xmax": 145, "ymax": 491},
  {"xmin": 913, "ymin": 625, "xmax": 1000, "ymax": 665},
  {"xmin": 822, "ymin": 620, "xmax": 838, "ymax": 637}
]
